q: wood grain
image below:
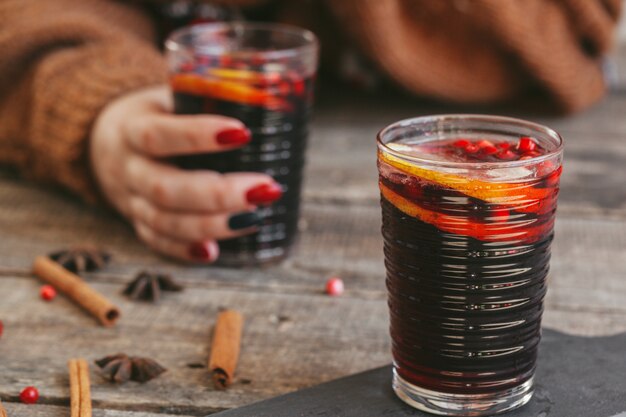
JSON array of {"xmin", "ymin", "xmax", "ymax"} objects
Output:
[
  {"xmin": 0, "ymin": 276, "xmax": 391, "ymax": 414},
  {"xmin": 1, "ymin": 403, "xmax": 188, "ymax": 417}
]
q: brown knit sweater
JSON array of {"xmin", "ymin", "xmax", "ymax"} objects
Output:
[{"xmin": 0, "ymin": 0, "xmax": 622, "ymax": 202}]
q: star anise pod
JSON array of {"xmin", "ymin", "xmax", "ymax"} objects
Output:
[
  {"xmin": 123, "ymin": 271, "xmax": 183, "ymax": 302},
  {"xmin": 49, "ymin": 246, "xmax": 111, "ymax": 273},
  {"xmin": 95, "ymin": 353, "xmax": 166, "ymax": 383}
]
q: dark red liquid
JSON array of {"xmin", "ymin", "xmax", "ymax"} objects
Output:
[
  {"xmin": 169, "ymin": 72, "xmax": 314, "ymax": 263},
  {"xmin": 379, "ymin": 141, "xmax": 560, "ymax": 395}
]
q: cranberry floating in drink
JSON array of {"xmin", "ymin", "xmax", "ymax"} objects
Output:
[
  {"xmin": 165, "ymin": 23, "xmax": 318, "ymax": 266},
  {"xmin": 377, "ymin": 115, "xmax": 563, "ymax": 416}
]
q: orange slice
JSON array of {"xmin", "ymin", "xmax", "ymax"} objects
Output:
[
  {"xmin": 207, "ymin": 68, "xmax": 281, "ymax": 85},
  {"xmin": 382, "ymin": 173, "xmax": 558, "ymax": 217},
  {"xmin": 380, "ymin": 183, "xmax": 552, "ymax": 243},
  {"xmin": 379, "ymin": 151, "xmax": 554, "ymax": 205},
  {"xmin": 170, "ymin": 73, "xmax": 288, "ymax": 110}
]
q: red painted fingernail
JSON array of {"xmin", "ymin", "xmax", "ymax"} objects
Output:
[
  {"xmin": 216, "ymin": 128, "xmax": 251, "ymax": 146},
  {"xmin": 246, "ymin": 183, "xmax": 283, "ymax": 205},
  {"xmin": 188, "ymin": 242, "xmax": 214, "ymax": 260}
]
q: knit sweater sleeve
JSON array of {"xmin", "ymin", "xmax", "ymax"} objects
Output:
[
  {"xmin": 326, "ymin": 0, "xmax": 623, "ymax": 113},
  {"xmin": 0, "ymin": 0, "xmax": 168, "ymax": 203}
]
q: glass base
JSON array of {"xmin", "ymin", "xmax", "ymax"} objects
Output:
[
  {"xmin": 393, "ymin": 370, "xmax": 534, "ymax": 416},
  {"xmin": 215, "ymin": 246, "xmax": 289, "ymax": 267}
]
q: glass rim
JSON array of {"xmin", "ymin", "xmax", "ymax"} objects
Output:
[
  {"xmin": 377, "ymin": 114, "xmax": 564, "ymax": 169},
  {"xmin": 165, "ymin": 21, "xmax": 319, "ymax": 59}
]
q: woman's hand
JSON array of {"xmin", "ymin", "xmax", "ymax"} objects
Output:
[{"xmin": 89, "ymin": 85, "xmax": 282, "ymax": 263}]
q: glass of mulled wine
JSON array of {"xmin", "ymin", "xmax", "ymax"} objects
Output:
[
  {"xmin": 377, "ymin": 115, "xmax": 563, "ymax": 416},
  {"xmin": 165, "ymin": 22, "xmax": 318, "ymax": 266}
]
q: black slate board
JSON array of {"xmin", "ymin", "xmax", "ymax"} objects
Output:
[{"xmin": 212, "ymin": 329, "xmax": 626, "ymax": 417}]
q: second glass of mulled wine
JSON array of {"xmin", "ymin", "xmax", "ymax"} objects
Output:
[{"xmin": 165, "ymin": 22, "xmax": 318, "ymax": 266}]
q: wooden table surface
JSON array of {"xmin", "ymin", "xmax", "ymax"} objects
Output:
[{"xmin": 1, "ymin": 85, "xmax": 626, "ymax": 416}]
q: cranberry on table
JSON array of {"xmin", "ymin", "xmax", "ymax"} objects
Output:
[
  {"xmin": 325, "ymin": 277, "xmax": 344, "ymax": 296},
  {"xmin": 40, "ymin": 285, "xmax": 57, "ymax": 301},
  {"xmin": 20, "ymin": 386, "xmax": 39, "ymax": 404}
]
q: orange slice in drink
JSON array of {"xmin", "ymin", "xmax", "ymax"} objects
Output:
[
  {"xmin": 170, "ymin": 73, "xmax": 288, "ymax": 110},
  {"xmin": 206, "ymin": 68, "xmax": 282, "ymax": 86},
  {"xmin": 380, "ymin": 183, "xmax": 552, "ymax": 243},
  {"xmin": 379, "ymin": 151, "xmax": 554, "ymax": 207}
]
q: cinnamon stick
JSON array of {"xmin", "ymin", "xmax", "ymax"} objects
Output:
[
  {"xmin": 69, "ymin": 358, "xmax": 92, "ymax": 417},
  {"xmin": 208, "ymin": 309, "xmax": 244, "ymax": 390},
  {"xmin": 0, "ymin": 399, "xmax": 7, "ymax": 417},
  {"xmin": 33, "ymin": 256, "xmax": 120, "ymax": 326}
]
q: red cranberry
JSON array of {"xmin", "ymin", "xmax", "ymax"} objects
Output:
[
  {"xmin": 266, "ymin": 72, "xmax": 282, "ymax": 85},
  {"xmin": 544, "ymin": 166, "xmax": 562, "ymax": 187},
  {"xmin": 233, "ymin": 61, "xmax": 248, "ymax": 70},
  {"xmin": 197, "ymin": 56, "xmax": 211, "ymax": 66},
  {"xmin": 20, "ymin": 386, "xmax": 39, "ymax": 404},
  {"xmin": 497, "ymin": 142, "xmax": 511, "ymax": 149},
  {"xmin": 465, "ymin": 144, "xmax": 479, "ymax": 154},
  {"xmin": 453, "ymin": 139, "xmax": 470, "ymax": 148},
  {"xmin": 257, "ymin": 72, "xmax": 281, "ymax": 88},
  {"xmin": 287, "ymin": 70, "xmax": 301, "ymax": 82},
  {"xmin": 325, "ymin": 277, "xmax": 344, "ymax": 296},
  {"xmin": 219, "ymin": 55, "xmax": 233, "ymax": 67},
  {"xmin": 496, "ymin": 149, "xmax": 516, "ymax": 160},
  {"xmin": 481, "ymin": 145, "xmax": 498, "ymax": 155},
  {"xmin": 40, "ymin": 285, "xmax": 57, "ymax": 301},
  {"xmin": 251, "ymin": 55, "xmax": 266, "ymax": 67},
  {"xmin": 293, "ymin": 80, "xmax": 305, "ymax": 95},
  {"xmin": 490, "ymin": 207, "xmax": 510, "ymax": 222},
  {"xmin": 277, "ymin": 81, "xmax": 291, "ymax": 95},
  {"xmin": 517, "ymin": 136, "xmax": 537, "ymax": 152},
  {"xmin": 180, "ymin": 62, "xmax": 195, "ymax": 72},
  {"xmin": 476, "ymin": 139, "xmax": 494, "ymax": 149}
]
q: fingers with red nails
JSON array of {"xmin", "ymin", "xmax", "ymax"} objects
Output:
[{"xmin": 90, "ymin": 85, "xmax": 282, "ymax": 263}]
